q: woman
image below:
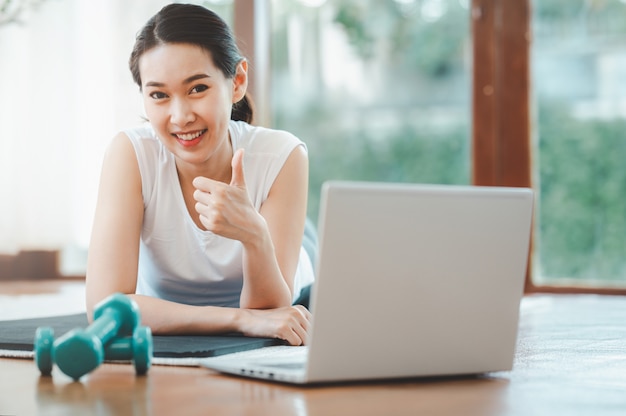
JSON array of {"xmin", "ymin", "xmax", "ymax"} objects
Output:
[{"xmin": 86, "ymin": 3, "xmax": 314, "ymax": 346}]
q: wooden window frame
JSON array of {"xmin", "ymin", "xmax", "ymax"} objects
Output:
[
  {"xmin": 236, "ymin": 0, "xmax": 626, "ymax": 295},
  {"xmin": 234, "ymin": 0, "xmax": 272, "ymax": 127},
  {"xmin": 471, "ymin": 0, "xmax": 626, "ymax": 295}
]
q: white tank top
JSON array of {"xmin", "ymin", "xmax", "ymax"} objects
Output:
[{"xmin": 124, "ymin": 120, "xmax": 314, "ymax": 307}]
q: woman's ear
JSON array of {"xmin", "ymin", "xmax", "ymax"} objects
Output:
[{"xmin": 232, "ymin": 59, "xmax": 248, "ymax": 103}]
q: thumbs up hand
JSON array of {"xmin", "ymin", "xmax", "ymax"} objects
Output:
[{"xmin": 192, "ymin": 149, "xmax": 261, "ymax": 243}]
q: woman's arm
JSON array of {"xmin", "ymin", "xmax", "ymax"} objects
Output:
[
  {"xmin": 241, "ymin": 145, "xmax": 309, "ymax": 308},
  {"xmin": 86, "ymin": 132, "xmax": 144, "ymax": 314},
  {"xmin": 125, "ymin": 294, "xmax": 311, "ymax": 345},
  {"xmin": 192, "ymin": 145, "xmax": 309, "ymax": 309}
]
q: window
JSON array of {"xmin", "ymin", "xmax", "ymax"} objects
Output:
[
  {"xmin": 269, "ymin": 0, "xmax": 472, "ymax": 223},
  {"xmin": 471, "ymin": 0, "xmax": 626, "ymax": 293},
  {"xmin": 267, "ymin": 0, "xmax": 626, "ymax": 292},
  {"xmin": 531, "ymin": 0, "xmax": 626, "ymax": 289}
]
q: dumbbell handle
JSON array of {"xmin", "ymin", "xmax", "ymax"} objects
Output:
[
  {"xmin": 105, "ymin": 338, "xmax": 135, "ymax": 360},
  {"xmin": 87, "ymin": 308, "xmax": 123, "ymax": 347},
  {"xmin": 103, "ymin": 326, "xmax": 152, "ymax": 375}
]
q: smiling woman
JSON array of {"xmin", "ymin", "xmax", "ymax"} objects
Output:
[{"xmin": 85, "ymin": 3, "xmax": 315, "ymax": 346}]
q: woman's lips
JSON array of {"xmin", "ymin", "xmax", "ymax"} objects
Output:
[{"xmin": 173, "ymin": 129, "xmax": 206, "ymax": 147}]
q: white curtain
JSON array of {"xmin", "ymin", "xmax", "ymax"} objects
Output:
[{"xmin": 0, "ymin": 0, "xmax": 174, "ymax": 255}]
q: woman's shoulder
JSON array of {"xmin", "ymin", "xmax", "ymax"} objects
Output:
[
  {"xmin": 119, "ymin": 123, "xmax": 163, "ymax": 160},
  {"xmin": 123, "ymin": 123, "xmax": 158, "ymax": 144},
  {"xmin": 230, "ymin": 120, "xmax": 303, "ymax": 151}
]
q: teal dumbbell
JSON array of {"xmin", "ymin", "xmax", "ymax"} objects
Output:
[
  {"xmin": 35, "ymin": 325, "xmax": 153, "ymax": 377},
  {"xmin": 34, "ymin": 326, "xmax": 55, "ymax": 376},
  {"xmin": 43, "ymin": 293, "xmax": 141, "ymax": 380}
]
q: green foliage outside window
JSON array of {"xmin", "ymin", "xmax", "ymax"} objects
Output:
[
  {"xmin": 274, "ymin": 104, "xmax": 469, "ymax": 224},
  {"xmin": 536, "ymin": 101, "xmax": 626, "ymax": 283}
]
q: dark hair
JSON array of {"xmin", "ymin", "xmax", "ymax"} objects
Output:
[{"xmin": 129, "ymin": 3, "xmax": 254, "ymax": 124}]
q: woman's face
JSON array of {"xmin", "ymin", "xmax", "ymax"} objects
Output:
[{"xmin": 139, "ymin": 43, "xmax": 247, "ymax": 170}]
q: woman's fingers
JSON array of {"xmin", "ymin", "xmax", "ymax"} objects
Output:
[
  {"xmin": 283, "ymin": 305, "xmax": 311, "ymax": 346},
  {"xmin": 243, "ymin": 306, "xmax": 313, "ymax": 346}
]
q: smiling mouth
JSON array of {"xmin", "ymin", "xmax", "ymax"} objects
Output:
[{"xmin": 173, "ymin": 130, "xmax": 206, "ymax": 141}]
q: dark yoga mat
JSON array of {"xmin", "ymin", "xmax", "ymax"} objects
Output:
[{"xmin": 0, "ymin": 313, "xmax": 284, "ymax": 358}]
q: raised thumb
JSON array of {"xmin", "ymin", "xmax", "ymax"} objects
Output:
[{"xmin": 230, "ymin": 148, "xmax": 246, "ymax": 187}]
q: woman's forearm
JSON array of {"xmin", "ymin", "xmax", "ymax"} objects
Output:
[
  {"xmin": 127, "ymin": 293, "xmax": 311, "ymax": 345},
  {"xmin": 127, "ymin": 294, "xmax": 241, "ymax": 335},
  {"xmin": 239, "ymin": 219, "xmax": 294, "ymax": 309}
]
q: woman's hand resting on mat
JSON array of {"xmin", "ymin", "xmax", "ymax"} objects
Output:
[{"xmin": 238, "ymin": 305, "xmax": 311, "ymax": 346}]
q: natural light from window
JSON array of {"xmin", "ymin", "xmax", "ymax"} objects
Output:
[{"xmin": 531, "ymin": 0, "xmax": 626, "ymax": 287}]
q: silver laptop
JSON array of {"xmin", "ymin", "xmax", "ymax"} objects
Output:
[{"xmin": 201, "ymin": 181, "xmax": 534, "ymax": 384}]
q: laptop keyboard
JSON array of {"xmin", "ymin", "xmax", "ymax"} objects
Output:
[
  {"xmin": 201, "ymin": 345, "xmax": 309, "ymax": 381},
  {"xmin": 258, "ymin": 362, "xmax": 306, "ymax": 370},
  {"xmin": 204, "ymin": 345, "xmax": 308, "ymax": 363}
]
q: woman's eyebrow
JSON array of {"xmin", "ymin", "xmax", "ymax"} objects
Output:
[
  {"xmin": 145, "ymin": 80, "xmax": 165, "ymax": 88},
  {"xmin": 183, "ymin": 73, "xmax": 211, "ymax": 84},
  {"xmin": 144, "ymin": 74, "xmax": 211, "ymax": 88}
]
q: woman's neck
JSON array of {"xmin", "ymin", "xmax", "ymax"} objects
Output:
[{"xmin": 176, "ymin": 137, "xmax": 233, "ymax": 185}]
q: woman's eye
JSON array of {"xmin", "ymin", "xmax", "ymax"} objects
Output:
[
  {"xmin": 190, "ymin": 84, "xmax": 208, "ymax": 94},
  {"xmin": 149, "ymin": 91, "xmax": 168, "ymax": 100}
]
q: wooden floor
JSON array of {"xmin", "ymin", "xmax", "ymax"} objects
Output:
[{"xmin": 1, "ymin": 280, "xmax": 625, "ymax": 415}]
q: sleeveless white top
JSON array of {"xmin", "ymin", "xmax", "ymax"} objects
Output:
[{"xmin": 124, "ymin": 120, "xmax": 314, "ymax": 307}]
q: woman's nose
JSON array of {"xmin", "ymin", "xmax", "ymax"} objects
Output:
[{"xmin": 170, "ymin": 98, "xmax": 195, "ymax": 126}]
